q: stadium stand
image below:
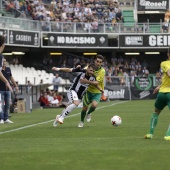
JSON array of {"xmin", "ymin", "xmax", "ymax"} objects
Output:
[{"xmin": 7, "ymin": 63, "xmax": 70, "ymax": 92}]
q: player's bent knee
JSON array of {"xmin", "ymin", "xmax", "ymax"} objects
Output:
[{"xmin": 73, "ymin": 101, "xmax": 79, "ymax": 106}]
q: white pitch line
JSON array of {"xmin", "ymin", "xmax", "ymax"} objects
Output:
[{"xmin": 0, "ymin": 101, "xmax": 127, "ymax": 135}]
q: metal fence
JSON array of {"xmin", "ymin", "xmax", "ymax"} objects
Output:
[
  {"xmin": 105, "ymin": 75, "xmax": 161, "ymax": 87},
  {"xmin": 0, "ymin": 16, "xmax": 169, "ymax": 34}
]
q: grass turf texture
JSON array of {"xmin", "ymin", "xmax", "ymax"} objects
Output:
[{"xmin": 0, "ymin": 100, "xmax": 170, "ymax": 170}]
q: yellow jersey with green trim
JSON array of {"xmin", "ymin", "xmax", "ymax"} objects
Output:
[
  {"xmin": 159, "ymin": 60, "xmax": 170, "ymax": 93},
  {"xmin": 87, "ymin": 67, "xmax": 105, "ymax": 93}
]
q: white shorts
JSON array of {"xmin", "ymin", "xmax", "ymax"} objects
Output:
[{"xmin": 67, "ymin": 90, "xmax": 81, "ymax": 104}]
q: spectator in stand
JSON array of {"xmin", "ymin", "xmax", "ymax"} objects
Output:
[
  {"xmin": 38, "ymin": 92, "xmax": 49, "ymax": 107},
  {"xmin": 84, "ymin": 20, "xmax": 92, "ymax": 32},
  {"xmin": 142, "ymin": 66, "xmax": 149, "ymax": 77},
  {"xmin": 155, "ymin": 71, "xmax": 162, "ymax": 86},
  {"xmin": 13, "ymin": 0, "xmax": 21, "ymax": 18},
  {"xmin": 34, "ymin": 8, "xmax": 45, "ymax": 20},
  {"xmin": 47, "ymin": 90, "xmax": 54, "ymax": 106},
  {"xmin": 135, "ymin": 61, "xmax": 142, "ymax": 71},
  {"xmin": 63, "ymin": 0, "xmax": 70, "ymax": 7},
  {"xmin": 117, "ymin": 56, "xmax": 124, "ymax": 63},
  {"xmin": 20, "ymin": 1, "xmax": 28, "ymax": 15},
  {"xmin": 106, "ymin": 68, "xmax": 112, "ymax": 83},
  {"xmin": 94, "ymin": 0, "xmax": 102, "ymax": 5},
  {"xmin": 164, "ymin": 9, "xmax": 170, "ymax": 23},
  {"xmin": 61, "ymin": 9, "xmax": 68, "ymax": 21},
  {"xmin": 95, "ymin": 4, "xmax": 104, "ymax": 19},
  {"xmin": 41, "ymin": 20, "xmax": 50, "ymax": 31},
  {"xmin": 123, "ymin": 61, "xmax": 129, "ymax": 73},
  {"xmin": 131, "ymin": 71, "xmax": 137, "ymax": 86},
  {"xmin": 50, "ymin": 0, "xmax": 57, "ymax": 7},
  {"xmin": 117, "ymin": 68, "xmax": 125, "ymax": 86},
  {"xmin": 134, "ymin": 23, "xmax": 139, "ymax": 33},
  {"xmin": 162, "ymin": 20, "xmax": 169, "ymax": 33},
  {"xmin": 111, "ymin": 56, "xmax": 117, "ymax": 63},
  {"xmin": 52, "ymin": 73, "xmax": 62, "ymax": 91},
  {"xmin": 110, "ymin": 61, "xmax": 116, "ymax": 74},
  {"xmin": 108, "ymin": 3, "xmax": 115, "ymax": 11},
  {"xmin": 129, "ymin": 62, "xmax": 135, "ymax": 72},
  {"xmin": 5, "ymin": 0, "xmax": 15, "ymax": 15},
  {"xmin": 109, "ymin": 8, "xmax": 116, "ymax": 22},
  {"xmin": 116, "ymin": 9, "xmax": 124, "ymax": 23},
  {"xmin": 52, "ymin": 91, "xmax": 64, "ymax": 107},
  {"xmin": 54, "ymin": 8, "xmax": 62, "ymax": 20},
  {"xmin": 136, "ymin": 67, "xmax": 143, "ymax": 77},
  {"xmin": 68, "ymin": 3, "xmax": 74, "ymax": 17},
  {"xmin": 91, "ymin": 19, "xmax": 99, "ymax": 32},
  {"xmin": 142, "ymin": 23, "xmax": 149, "ymax": 33},
  {"xmin": 33, "ymin": 0, "xmax": 39, "ymax": 5}
]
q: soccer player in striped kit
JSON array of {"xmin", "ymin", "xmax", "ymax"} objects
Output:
[{"xmin": 52, "ymin": 63, "xmax": 102, "ymax": 127}]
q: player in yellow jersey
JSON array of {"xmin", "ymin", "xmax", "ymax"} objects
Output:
[
  {"xmin": 145, "ymin": 49, "xmax": 170, "ymax": 140},
  {"xmin": 78, "ymin": 55, "xmax": 105, "ymax": 127}
]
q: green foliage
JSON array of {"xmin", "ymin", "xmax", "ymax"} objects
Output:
[{"xmin": 0, "ymin": 100, "xmax": 170, "ymax": 170}]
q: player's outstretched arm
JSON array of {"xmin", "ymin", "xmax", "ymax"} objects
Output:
[
  {"xmin": 153, "ymin": 85, "xmax": 160, "ymax": 94},
  {"xmin": 80, "ymin": 78, "xmax": 99, "ymax": 85},
  {"xmin": 96, "ymin": 85, "xmax": 104, "ymax": 93},
  {"xmin": 52, "ymin": 67, "xmax": 73, "ymax": 72}
]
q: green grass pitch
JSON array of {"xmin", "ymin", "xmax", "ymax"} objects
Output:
[{"xmin": 0, "ymin": 100, "xmax": 170, "ymax": 170}]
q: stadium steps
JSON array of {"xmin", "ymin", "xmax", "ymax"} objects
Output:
[
  {"xmin": 149, "ymin": 25, "xmax": 161, "ymax": 33},
  {"xmin": 123, "ymin": 10, "xmax": 135, "ymax": 31},
  {"xmin": 122, "ymin": 10, "xmax": 134, "ymax": 17}
]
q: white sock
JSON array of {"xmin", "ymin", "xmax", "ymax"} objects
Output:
[
  {"xmin": 61, "ymin": 103, "xmax": 77, "ymax": 118},
  {"xmin": 60, "ymin": 108, "xmax": 66, "ymax": 117}
]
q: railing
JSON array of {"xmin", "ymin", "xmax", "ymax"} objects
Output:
[
  {"xmin": 105, "ymin": 75, "xmax": 161, "ymax": 87},
  {"xmin": 17, "ymin": 75, "xmax": 160, "ymax": 102},
  {"xmin": 0, "ymin": 16, "xmax": 169, "ymax": 34}
]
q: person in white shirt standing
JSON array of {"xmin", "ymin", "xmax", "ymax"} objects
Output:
[{"xmin": 52, "ymin": 73, "xmax": 62, "ymax": 91}]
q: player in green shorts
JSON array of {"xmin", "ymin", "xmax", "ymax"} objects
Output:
[
  {"xmin": 145, "ymin": 49, "xmax": 170, "ymax": 140},
  {"xmin": 78, "ymin": 55, "xmax": 105, "ymax": 127}
]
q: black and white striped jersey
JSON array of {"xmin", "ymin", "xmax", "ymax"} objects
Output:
[{"xmin": 69, "ymin": 68, "xmax": 96, "ymax": 99}]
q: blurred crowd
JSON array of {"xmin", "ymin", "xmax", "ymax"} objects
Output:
[
  {"xmin": 38, "ymin": 88, "xmax": 66, "ymax": 107},
  {"xmin": 3, "ymin": 0, "xmax": 124, "ymax": 31},
  {"xmin": 104, "ymin": 56, "xmax": 151, "ymax": 86}
]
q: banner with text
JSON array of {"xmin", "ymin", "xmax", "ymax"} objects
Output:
[
  {"xmin": 104, "ymin": 86, "xmax": 129, "ymax": 100},
  {"xmin": 8, "ymin": 30, "xmax": 40, "ymax": 47},
  {"xmin": 134, "ymin": 77, "xmax": 153, "ymax": 91},
  {"xmin": 138, "ymin": 0, "xmax": 169, "ymax": 11},
  {"xmin": 44, "ymin": 33, "xmax": 108, "ymax": 47},
  {"xmin": 0, "ymin": 29, "xmax": 8, "ymax": 44},
  {"xmin": 104, "ymin": 85, "xmax": 156, "ymax": 100},
  {"xmin": 119, "ymin": 34, "xmax": 170, "ymax": 47}
]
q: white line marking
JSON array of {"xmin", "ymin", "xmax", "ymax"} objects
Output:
[{"xmin": 0, "ymin": 101, "xmax": 127, "ymax": 135}]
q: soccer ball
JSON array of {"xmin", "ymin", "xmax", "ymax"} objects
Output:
[{"xmin": 111, "ymin": 115, "xmax": 122, "ymax": 126}]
